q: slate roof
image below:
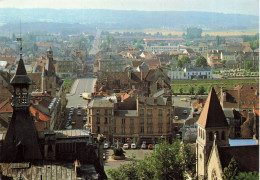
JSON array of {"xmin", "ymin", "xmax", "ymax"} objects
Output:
[
  {"xmin": 197, "ymin": 87, "xmax": 229, "ymax": 128},
  {"xmin": 10, "ymin": 58, "xmax": 32, "ymax": 85},
  {"xmin": 218, "ymin": 145, "xmax": 259, "ymax": 172},
  {"xmin": 185, "ymin": 66, "xmax": 211, "ymax": 72}
]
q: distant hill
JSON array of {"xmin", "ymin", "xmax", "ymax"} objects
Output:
[{"xmin": 0, "ymin": 8, "xmax": 258, "ymax": 33}]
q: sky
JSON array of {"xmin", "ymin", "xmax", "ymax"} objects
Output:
[{"xmin": 0, "ymin": 0, "xmax": 259, "ymax": 16}]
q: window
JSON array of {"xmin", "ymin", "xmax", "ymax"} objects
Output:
[
  {"xmin": 104, "ymin": 118, "xmax": 108, "ymax": 124},
  {"xmin": 104, "ymin": 127, "xmax": 108, "ymax": 133},
  {"xmin": 97, "ymin": 109, "xmax": 100, "ymax": 115},
  {"xmin": 221, "ymin": 131, "xmax": 225, "ymax": 140},
  {"xmin": 113, "ymin": 127, "xmax": 116, "ymax": 133},
  {"xmin": 97, "ymin": 126, "xmax": 100, "ymax": 133},
  {"xmin": 97, "ymin": 117, "xmax": 100, "ymax": 124},
  {"xmin": 122, "ymin": 127, "xmax": 125, "ymax": 134},
  {"xmin": 167, "ymin": 109, "xmax": 170, "ymax": 116},
  {"xmin": 147, "ymin": 109, "xmax": 152, "ymax": 116},
  {"xmin": 140, "ymin": 126, "xmax": 144, "ymax": 133},
  {"xmin": 249, "ymin": 101, "xmax": 254, "ymax": 105},
  {"xmin": 199, "ymin": 128, "xmax": 201, "ymax": 137},
  {"xmin": 140, "ymin": 109, "xmax": 144, "ymax": 116},
  {"xmin": 212, "ymin": 169, "xmax": 218, "ymax": 180},
  {"xmin": 147, "ymin": 118, "xmax": 152, "ymax": 124},
  {"xmin": 209, "ymin": 132, "xmax": 213, "ymax": 141},
  {"xmin": 122, "ymin": 118, "xmax": 125, "ymax": 124},
  {"xmin": 216, "ymin": 131, "xmax": 219, "ymax": 140},
  {"xmin": 140, "ymin": 118, "xmax": 144, "ymax": 124},
  {"xmin": 241, "ymin": 101, "xmax": 245, "ymax": 105},
  {"xmin": 158, "ymin": 126, "xmax": 162, "ymax": 133},
  {"xmin": 148, "ymin": 126, "xmax": 153, "ymax": 133},
  {"xmin": 105, "ymin": 109, "xmax": 108, "ymax": 115},
  {"xmin": 158, "ymin": 109, "xmax": 162, "ymax": 116}
]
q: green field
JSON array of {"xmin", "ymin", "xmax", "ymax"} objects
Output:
[
  {"xmin": 171, "ymin": 78, "xmax": 259, "ymax": 94},
  {"xmin": 63, "ymin": 79, "xmax": 74, "ymax": 93}
]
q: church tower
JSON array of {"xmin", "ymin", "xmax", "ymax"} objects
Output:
[
  {"xmin": 1, "ymin": 38, "xmax": 42, "ymax": 162},
  {"xmin": 41, "ymin": 47, "xmax": 56, "ymax": 96},
  {"xmin": 196, "ymin": 87, "xmax": 229, "ymax": 179}
]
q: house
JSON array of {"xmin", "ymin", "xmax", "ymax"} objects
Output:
[
  {"xmin": 87, "ymin": 95, "xmax": 173, "ymax": 146},
  {"xmin": 184, "ymin": 66, "xmax": 212, "ymax": 80},
  {"xmin": 216, "ymin": 85, "xmax": 259, "ymax": 111},
  {"xmin": 167, "ymin": 67, "xmax": 186, "ymax": 80},
  {"xmin": 183, "ymin": 48, "xmax": 196, "ymax": 56}
]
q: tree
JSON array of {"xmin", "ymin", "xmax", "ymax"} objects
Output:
[
  {"xmin": 181, "ymin": 56, "xmax": 191, "ymax": 65},
  {"xmin": 195, "ymin": 56, "xmax": 208, "ymax": 67},
  {"xmin": 189, "ymin": 86, "xmax": 194, "ymax": 95},
  {"xmin": 107, "ymin": 141, "xmax": 196, "ymax": 180},
  {"xmin": 88, "ymin": 35, "xmax": 94, "ymax": 42},
  {"xmin": 177, "ymin": 60, "xmax": 183, "ymax": 68},
  {"xmin": 197, "ymin": 86, "xmax": 205, "ymax": 95},
  {"xmin": 222, "ymin": 158, "xmax": 239, "ymax": 180},
  {"xmin": 235, "ymin": 171, "xmax": 259, "ymax": 180},
  {"xmin": 179, "ymin": 88, "xmax": 184, "ymax": 95},
  {"xmin": 136, "ymin": 44, "xmax": 144, "ymax": 50}
]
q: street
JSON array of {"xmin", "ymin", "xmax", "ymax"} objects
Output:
[{"xmin": 66, "ymin": 78, "xmax": 96, "ymax": 108}]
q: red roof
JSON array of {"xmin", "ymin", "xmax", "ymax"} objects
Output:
[
  {"xmin": 30, "ymin": 106, "xmax": 51, "ymax": 122},
  {"xmin": 254, "ymin": 109, "xmax": 259, "ymax": 116}
]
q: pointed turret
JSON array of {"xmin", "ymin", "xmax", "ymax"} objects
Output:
[
  {"xmin": 1, "ymin": 37, "xmax": 42, "ymax": 162},
  {"xmin": 197, "ymin": 87, "xmax": 229, "ymax": 128}
]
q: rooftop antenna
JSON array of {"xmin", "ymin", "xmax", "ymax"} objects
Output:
[{"xmin": 17, "ymin": 18, "xmax": 22, "ymax": 59}]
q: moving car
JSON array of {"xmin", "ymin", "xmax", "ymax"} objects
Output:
[
  {"xmin": 71, "ymin": 121, "xmax": 76, "ymax": 125},
  {"xmin": 183, "ymin": 110, "xmax": 188, "ymax": 114}
]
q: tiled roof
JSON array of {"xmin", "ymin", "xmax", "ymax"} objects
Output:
[
  {"xmin": 218, "ymin": 145, "xmax": 259, "ymax": 172},
  {"xmin": 30, "ymin": 106, "xmax": 51, "ymax": 122},
  {"xmin": 197, "ymin": 87, "xmax": 229, "ymax": 128}
]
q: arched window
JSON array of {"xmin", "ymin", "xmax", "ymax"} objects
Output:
[
  {"xmin": 212, "ymin": 169, "xmax": 218, "ymax": 180},
  {"xmin": 216, "ymin": 131, "xmax": 219, "ymax": 140},
  {"xmin": 221, "ymin": 131, "xmax": 225, "ymax": 140},
  {"xmin": 209, "ymin": 132, "xmax": 213, "ymax": 141}
]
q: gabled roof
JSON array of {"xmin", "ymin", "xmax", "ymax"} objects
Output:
[{"xmin": 197, "ymin": 87, "xmax": 229, "ymax": 128}]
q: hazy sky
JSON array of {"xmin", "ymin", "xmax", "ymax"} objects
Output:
[{"xmin": 0, "ymin": 0, "xmax": 259, "ymax": 16}]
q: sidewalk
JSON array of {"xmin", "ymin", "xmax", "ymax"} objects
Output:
[{"xmin": 67, "ymin": 79, "xmax": 79, "ymax": 96}]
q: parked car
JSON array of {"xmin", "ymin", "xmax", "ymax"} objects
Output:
[
  {"xmin": 148, "ymin": 144, "xmax": 153, "ymax": 149},
  {"xmin": 131, "ymin": 143, "xmax": 136, "ymax": 149},
  {"xmin": 77, "ymin": 104, "xmax": 81, "ymax": 109},
  {"xmin": 141, "ymin": 143, "xmax": 147, "ymax": 149},
  {"xmin": 110, "ymin": 144, "xmax": 116, "ymax": 148},
  {"xmin": 84, "ymin": 111, "xmax": 87, "ymax": 116},
  {"xmin": 70, "ymin": 106, "xmax": 74, "ymax": 110},
  {"xmin": 104, "ymin": 143, "xmax": 109, "ymax": 149},
  {"xmin": 83, "ymin": 116, "xmax": 87, "ymax": 121},
  {"xmin": 77, "ymin": 110, "xmax": 81, "ymax": 116},
  {"xmin": 183, "ymin": 110, "xmax": 188, "ymax": 114},
  {"xmin": 123, "ymin": 143, "xmax": 130, "ymax": 149}
]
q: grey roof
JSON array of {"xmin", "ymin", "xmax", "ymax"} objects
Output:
[
  {"xmin": 223, "ymin": 109, "xmax": 235, "ymax": 118},
  {"xmin": 139, "ymin": 96, "xmax": 167, "ymax": 106},
  {"xmin": 153, "ymin": 88, "xmax": 167, "ymax": 98},
  {"xmin": 38, "ymin": 129, "xmax": 91, "ymax": 139},
  {"xmin": 185, "ymin": 66, "xmax": 211, "ymax": 72},
  {"xmin": 0, "ymin": 163, "xmax": 99, "ymax": 180},
  {"xmin": 88, "ymin": 99, "xmax": 114, "ymax": 108},
  {"xmin": 115, "ymin": 110, "xmax": 138, "ymax": 117},
  {"xmin": 10, "ymin": 58, "xmax": 32, "ymax": 85}
]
